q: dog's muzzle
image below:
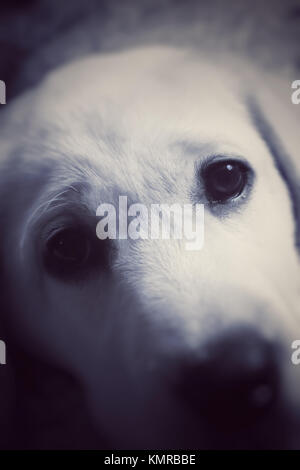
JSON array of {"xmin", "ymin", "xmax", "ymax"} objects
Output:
[{"xmin": 174, "ymin": 327, "xmax": 281, "ymax": 433}]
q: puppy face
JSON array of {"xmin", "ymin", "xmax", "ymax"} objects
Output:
[{"xmin": 1, "ymin": 47, "xmax": 300, "ymax": 448}]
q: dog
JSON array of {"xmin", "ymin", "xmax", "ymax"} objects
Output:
[{"xmin": 0, "ymin": 46, "xmax": 299, "ymax": 449}]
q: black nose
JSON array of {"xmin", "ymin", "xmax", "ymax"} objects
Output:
[{"xmin": 176, "ymin": 327, "xmax": 280, "ymax": 430}]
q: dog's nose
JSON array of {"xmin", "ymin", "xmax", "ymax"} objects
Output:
[{"xmin": 176, "ymin": 327, "xmax": 280, "ymax": 430}]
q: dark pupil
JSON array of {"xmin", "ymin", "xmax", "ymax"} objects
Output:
[
  {"xmin": 204, "ymin": 161, "xmax": 245, "ymax": 202},
  {"xmin": 47, "ymin": 229, "xmax": 89, "ymax": 265},
  {"xmin": 44, "ymin": 226, "xmax": 112, "ymax": 280}
]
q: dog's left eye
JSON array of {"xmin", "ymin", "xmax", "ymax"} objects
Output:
[{"xmin": 202, "ymin": 159, "xmax": 250, "ymax": 203}]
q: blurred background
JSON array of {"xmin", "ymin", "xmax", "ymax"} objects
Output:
[{"xmin": 0, "ymin": 0, "xmax": 300, "ymax": 100}]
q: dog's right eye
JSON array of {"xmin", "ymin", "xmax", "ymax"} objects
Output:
[
  {"xmin": 46, "ymin": 228, "xmax": 90, "ymax": 266},
  {"xmin": 43, "ymin": 226, "xmax": 111, "ymax": 279}
]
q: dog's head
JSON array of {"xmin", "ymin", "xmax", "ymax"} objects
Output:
[{"xmin": 0, "ymin": 47, "xmax": 300, "ymax": 449}]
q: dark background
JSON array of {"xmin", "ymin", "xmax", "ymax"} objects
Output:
[{"xmin": 0, "ymin": 0, "xmax": 300, "ymax": 100}]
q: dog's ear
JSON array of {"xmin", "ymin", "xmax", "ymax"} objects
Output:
[
  {"xmin": 0, "ymin": 131, "xmax": 19, "ymax": 448},
  {"xmin": 246, "ymin": 72, "xmax": 300, "ymax": 250}
]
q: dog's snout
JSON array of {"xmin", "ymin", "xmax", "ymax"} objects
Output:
[{"xmin": 176, "ymin": 327, "xmax": 280, "ymax": 430}]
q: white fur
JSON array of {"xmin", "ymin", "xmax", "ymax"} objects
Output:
[{"xmin": 0, "ymin": 47, "xmax": 300, "ymax": 449}]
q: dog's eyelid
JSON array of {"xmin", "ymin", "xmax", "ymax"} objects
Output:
[
  {"xmin": 37, "ymin": 215, "xmax": 77, "ymax": 241},
  {"xmin": 43, "ymin": 224, "xmax": 75, "ymax": 243},
  {"xmin": 197, "ymin": 153, "xmax": 251, "ymax": 172}
]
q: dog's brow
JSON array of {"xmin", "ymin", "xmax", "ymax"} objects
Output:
[
  {"xmin": 26, "ymin": 183, "xmax": 89, "ymax": 226},
  {"xmin": 171, "ymin": 139, "xmax": 245, "ymax": 160},
  {"xmin": 171, "ymin": 140, "xmax": 216, "ymax": 156}
]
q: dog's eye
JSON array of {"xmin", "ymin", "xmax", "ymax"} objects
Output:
[
  {"xmin": 46, "ymin": 228, "xmax": 90, "ymax": 266},
  {"xmin": 202, "ymin": 159, "xmax": 249, "ymax": 203},
  {"xmin": 43, "ymin": 226, "xmax": 111, "ymax": 279}
]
